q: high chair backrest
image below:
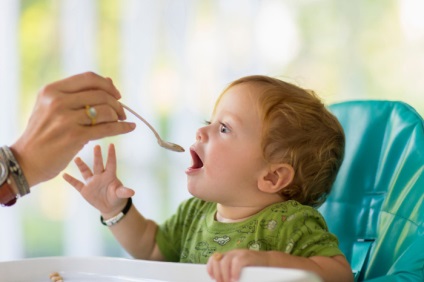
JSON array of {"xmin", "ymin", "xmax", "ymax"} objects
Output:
[{"xmin": 319, "ymin": 100, "xmax": 424, "ymax": 281}]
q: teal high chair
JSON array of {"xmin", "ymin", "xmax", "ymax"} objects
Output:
[{"xmin": 319, "ymin": 100, "xmax": 424, "ymax": 281}]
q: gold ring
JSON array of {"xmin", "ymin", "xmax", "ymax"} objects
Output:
[
  {"xmin": 212, "ymin": 252, "xmax": 223, "ymax": 261},
  {"xmin": 85, "ymin": 105, "xmax": 97, "ymax": 126}
]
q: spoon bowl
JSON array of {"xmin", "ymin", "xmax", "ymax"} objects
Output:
[
  {"xmin": 158, "ymin": 140, "xmax": 185, "ymax": 153},
  {"xmin": 120, "ymin": 102, "xmax": 185, "ymax": 153}
]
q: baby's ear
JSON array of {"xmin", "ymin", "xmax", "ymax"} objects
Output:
[{"xmin": 258, "ymin": 163, "xmax": 294, "ymax": 194}]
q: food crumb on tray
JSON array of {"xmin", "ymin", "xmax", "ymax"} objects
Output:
[{"xmin": 49, "ymin": 272, "xmax": 64, "ymax": 281}]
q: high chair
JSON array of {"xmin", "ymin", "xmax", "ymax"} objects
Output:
[{"xmin": 320, "ymin": 100, "xmax": 424, "ymax": 281}]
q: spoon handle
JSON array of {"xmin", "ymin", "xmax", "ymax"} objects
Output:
[{"xmin": 120, "ymin": 102, "xmax": 162, "ymax": 141}]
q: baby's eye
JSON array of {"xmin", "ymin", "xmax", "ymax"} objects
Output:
[
  {"xmin": 219, "ymin": 123, "xmax": 230, "ymax": 133},
  {"xmin": 203, "ymin": 120, "xmax": 211, "ymax": 126}
]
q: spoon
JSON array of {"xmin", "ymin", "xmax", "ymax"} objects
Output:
[{"xmin": 120, "ymin": 102, "xmax": 185, "ymax": 153}]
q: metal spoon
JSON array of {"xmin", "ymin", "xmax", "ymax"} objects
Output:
[{"xmin": 120, "ymin": 102, "xmax": 185, "ymax": 153}]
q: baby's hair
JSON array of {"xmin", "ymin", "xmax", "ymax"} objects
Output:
[{"xmin": 222, "ymin": 75, "xmax": 345, "ymax": 207}]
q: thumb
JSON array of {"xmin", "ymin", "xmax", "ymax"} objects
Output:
[{"xmin": 116, "ymin": 186, "xmax": 135, "ymax": 198}]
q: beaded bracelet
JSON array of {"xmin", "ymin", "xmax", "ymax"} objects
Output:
[{"xmin": 100, "ymin": 198, "xmax": 132, "ymax": 226}]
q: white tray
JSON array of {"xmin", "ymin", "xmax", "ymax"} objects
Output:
[{"xmin": 0, "ymin": 256, "xmax": 322, "ymax": 282}]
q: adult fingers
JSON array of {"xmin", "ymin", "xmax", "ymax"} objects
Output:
[
  {"xmin": 39, "ymin": 73, "xmax": 126, "ymax": 120},
  {"xmin": 80, "ymin": 121, "xmax": 136, "ymax": 141},
  {"xmin": 35, "ymin": 85, "xmax": 126, "ymax": 125},
  {"xmin": 77, "ymin": 104, "xmax": 121, "ymax": 126},
  {"xmin": 66, "ymin": 90, "xmax": 126, "ymax": 120},
  {"xmin": 46, "ymin": 72, "xmax": 121, "ymax": 99}
]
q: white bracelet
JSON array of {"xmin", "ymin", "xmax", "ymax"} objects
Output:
[{"xmin": 100, "ymin": 198, "xmax": 132, "ymax": 226}]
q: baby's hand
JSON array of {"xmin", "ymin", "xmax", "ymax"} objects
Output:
[
  {"xmin": 206, "ymin": 250, "xmax": 269, "ymax": 282},
  {"xmin": 63, "ymin": 144, "xmax": 134, "ymax": 216}
]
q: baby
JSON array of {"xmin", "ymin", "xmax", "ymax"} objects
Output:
[{"xmin": 64, "ymin": 75, "xmax": 353, "ymax": 282}]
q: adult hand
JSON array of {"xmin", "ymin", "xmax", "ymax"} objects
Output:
[{"xmin": 10, "ymin": 72, "xmax": 136, "ymax": 187}]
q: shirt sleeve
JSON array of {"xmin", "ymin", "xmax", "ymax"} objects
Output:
[
  {"xmin": 155, "ymin": 201, "xmax": 187, "ymax": 262},
  {"xmin": 280, "ymin": 204, "xmax": 344, "ymax": 258},
  {"xmin": 155, "ymin": 197, "xmax": 203, "ymax": 262}
]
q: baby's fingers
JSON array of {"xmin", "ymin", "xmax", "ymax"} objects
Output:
[
  {"xmin": 105, "ymin": 143, "xmax": 117, "ymax": 173},
  {"xmin": 74, "ymin": 157, "xmax": 93, "ymax": 180},
  {"xmin": 93, "ymin": 145, "xmax": 105, "ymax": 174},
  {"xmin": 62, "ymin": 173, "xmax": 85, "ymax": 192},
  {"xmin": 207, "ymin": 253, "xmax": 226, "ymax": 282},
  {"xmin": 230, "ymin": 260, "xmax": 243, "ymax": 282}
]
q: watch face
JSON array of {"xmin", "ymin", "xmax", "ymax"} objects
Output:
[{"xmin": 0, "ymin": 160, "xmax": 8, "ymax": 184}]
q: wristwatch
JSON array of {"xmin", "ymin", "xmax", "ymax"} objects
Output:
[{"xmin": 0, "ymin": 154, "xmax": 18, "ymax": 206}]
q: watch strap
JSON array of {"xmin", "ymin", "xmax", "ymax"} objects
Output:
[
  {"xmin": 100, "ymin": 198, "xmax": 133, "ymax": 226},
  {"xmin": 0, "ymin": 178, "xmax": 18, "ymax": 206}
]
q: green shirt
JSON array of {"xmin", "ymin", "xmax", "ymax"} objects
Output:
[{"xmin": 156, "ymin": 198, "xmax": 343, "ymax": 263}]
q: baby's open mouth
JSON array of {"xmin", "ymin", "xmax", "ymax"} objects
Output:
[{"xmin": 189, "ymin": 148, "xmax": 203, "ymax": 169}]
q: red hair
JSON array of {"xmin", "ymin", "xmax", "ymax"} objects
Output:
[{"xmin": 219, "ymin": 75, "xmax": 345, "ymax": 207}]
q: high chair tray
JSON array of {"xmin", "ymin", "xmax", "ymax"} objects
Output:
[{"xmin": 0, "ymin": 256, "xmax": 322, "ymax": 282}]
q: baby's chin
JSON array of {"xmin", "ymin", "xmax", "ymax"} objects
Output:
[
  {"xmin": 186, "ymin": 183, "xmax": 212, "ymax": 202},
  {"xmin": 186, "ymin": 183, "xmax": 201, "ymax": 199}
]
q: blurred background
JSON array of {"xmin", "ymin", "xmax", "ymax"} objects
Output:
[{"xmin": 0, "ymin": 0, "xmax": 423, "ymax": 261}]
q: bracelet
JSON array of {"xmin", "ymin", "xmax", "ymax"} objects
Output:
[
  {"xmin": 1, "ymin": 146, "xmax": 30, "ymax": 197},
  {"xmin": 100, "ymin": 198, "xmax": 132, "ymax": 226}
]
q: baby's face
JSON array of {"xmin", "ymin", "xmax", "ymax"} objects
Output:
[{"xmin": 186, "ymin": 83, "xmax": 268, "ymax": 206}]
